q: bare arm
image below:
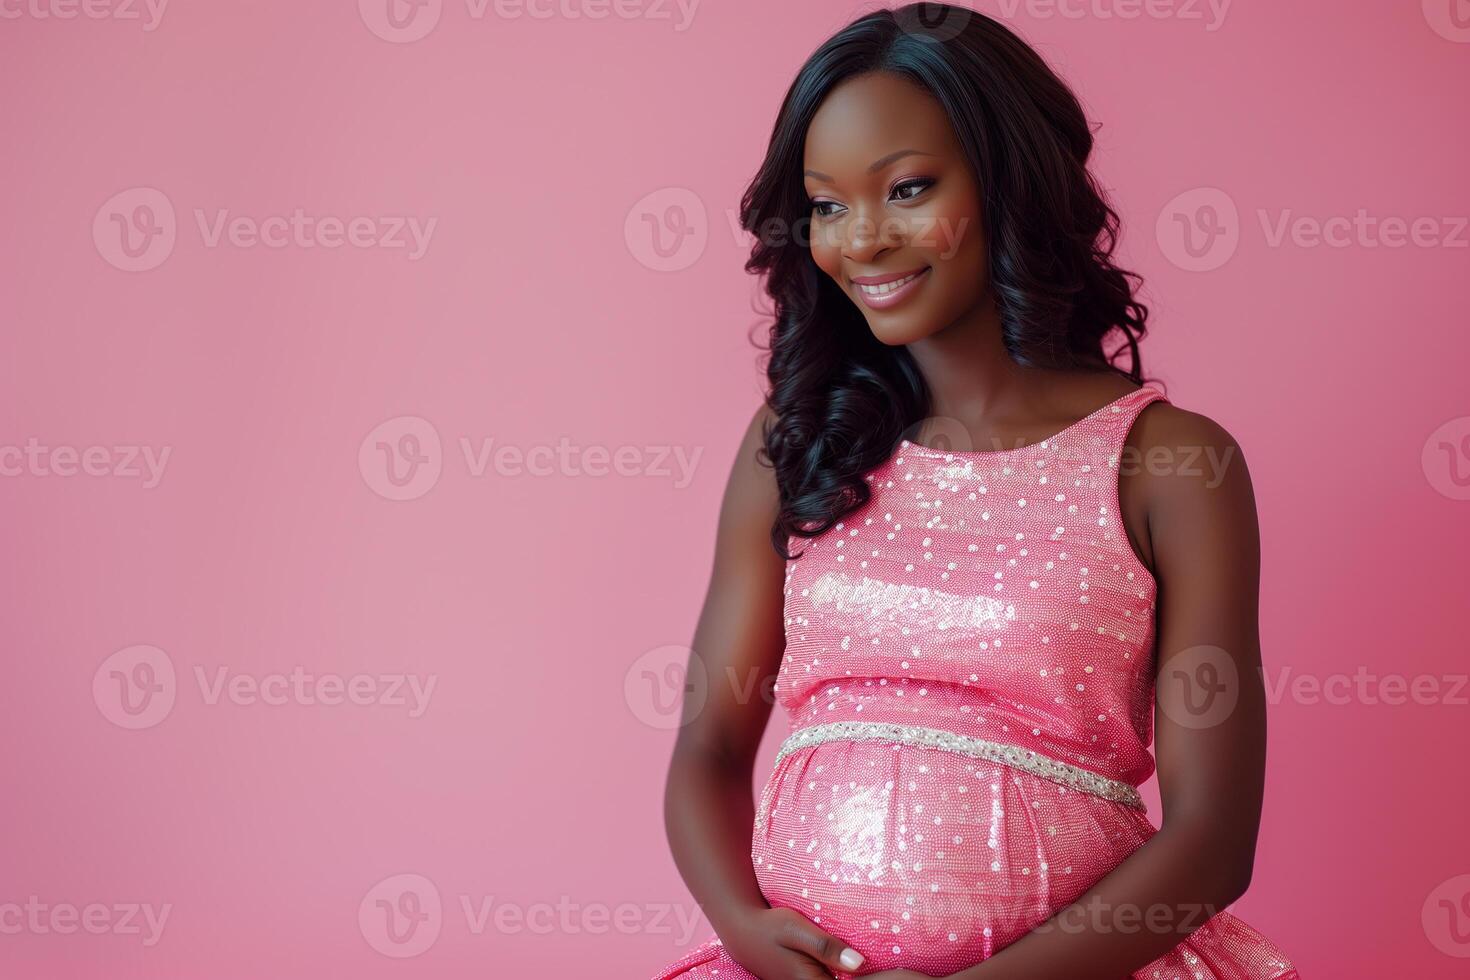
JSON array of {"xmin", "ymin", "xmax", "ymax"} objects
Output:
[
  {"xmin": 937, "ymin": 404, "xmax": 1270, "ymax": 980},
  {"xmin": 663, "ymin": 403, "xmax": 867, "ymax": 979}
]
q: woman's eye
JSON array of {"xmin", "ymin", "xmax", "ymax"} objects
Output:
[
  {"xmin": 892, "ymin": 178, "xmax": 934, "ymax": 202},
  {"xmin": 808, "ymin": 180, "xmax": 931, "ymax": 217}
]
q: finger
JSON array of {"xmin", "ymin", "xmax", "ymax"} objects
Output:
[
  {"xmin": 776, "ymin": 918, "xmax": 865, "ymax": 973},
  {"xmin": 790, "ymin": 960, "xmax": 838, "ymax": 980}
]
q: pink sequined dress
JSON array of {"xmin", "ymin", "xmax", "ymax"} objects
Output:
[{"xmin": 653, "ymin": 385, "xmax": 1299, "ymax": 980}]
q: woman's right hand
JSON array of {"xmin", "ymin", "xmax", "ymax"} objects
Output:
[{"xmin": 720, "ymin": 905, "xmax": 866, "ymax": 979}]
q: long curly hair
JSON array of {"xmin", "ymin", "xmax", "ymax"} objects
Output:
[{"xmin": 746, "ymin": 3, "xmax": 1154, "ymax": 560}]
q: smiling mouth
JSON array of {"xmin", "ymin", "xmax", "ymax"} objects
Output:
[
  {"xmin": 853, "ymin": 268, "xmax": 926, "ymax": 295},
  {"xmin": 850, "ymin": 266, "xmax": 931, "ymax": 310}
]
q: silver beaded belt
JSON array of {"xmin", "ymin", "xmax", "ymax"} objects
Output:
[{"xmin": 755, "ymin": 720, "xmax": 1145, "ymax": 831}]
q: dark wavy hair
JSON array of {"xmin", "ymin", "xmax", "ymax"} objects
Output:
[{"xmin": 745, "ymin": 2, "xmax": 1154, "ymax": 560}]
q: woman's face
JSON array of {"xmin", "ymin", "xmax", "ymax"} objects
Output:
[{"xmin": 802, "ymin": 71, "xmax": 988, "ymax": 346}]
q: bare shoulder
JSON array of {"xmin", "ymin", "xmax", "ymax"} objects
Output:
[
  {"xmin": 1126, "ymin": 394, "xmax": 1259, "ymax": 545},
  {"xmin": 1129, "ymin": 395, "xmax": 1250, "ymax": 482}
]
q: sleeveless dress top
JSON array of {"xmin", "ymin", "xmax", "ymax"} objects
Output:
[{"xmin": 652, "ymin": 384, "xmax": 1300, "ymax": 980}]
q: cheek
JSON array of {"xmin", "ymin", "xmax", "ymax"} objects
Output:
[
  {"xmin": 914, "ymin": 204, "xmax": 983, "ymax": 264},
  {"xmin": 809, "ymin": 225, "xmax": 844, "ymax": 280}
]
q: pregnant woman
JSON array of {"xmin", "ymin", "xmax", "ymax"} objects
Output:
[{"xmin": 653, "ymin": 5, "xmax": 1299, "ymax": 979}]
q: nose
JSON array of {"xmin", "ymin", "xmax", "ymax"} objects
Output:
[{"xmin": 841, "ymin": 207, "xmax": 904, "ymax": 265}]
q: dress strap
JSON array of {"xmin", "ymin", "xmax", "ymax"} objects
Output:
[
  {"xmin": 1111, "ymin": 384, "xmax": 1169, "ymax": 437},
  {"xmin": 1084, "ymin": 384, "xmax": 1170, "ymax": 469}
]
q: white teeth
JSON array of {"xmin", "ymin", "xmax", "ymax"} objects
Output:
[{"xmin": 857, "ymin": 270, "xmax": 924, "ymax": 295}]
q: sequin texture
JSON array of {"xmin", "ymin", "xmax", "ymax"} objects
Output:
[{"xmin": 653, "ymin": 386, "xmax": 1299, "ymax": 980}]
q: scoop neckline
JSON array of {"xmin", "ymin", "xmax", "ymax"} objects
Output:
[{"xmin": 894, "ymin": 384, "xmax": 1152, "ymax": 460}]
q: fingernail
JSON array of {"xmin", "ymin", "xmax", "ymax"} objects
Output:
[{"xmin": 839, "ymin": 947, "xmax": 864, "ymax": 970}]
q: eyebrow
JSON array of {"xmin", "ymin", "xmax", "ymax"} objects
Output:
[{"xmin": 803, "ymin": 148, "xmax": 935, "ymax": 183}]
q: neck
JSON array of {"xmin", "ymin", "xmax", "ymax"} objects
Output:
[{"xmin": 905, "ymin": 290, "xmax": 1041, "ymax": 419}]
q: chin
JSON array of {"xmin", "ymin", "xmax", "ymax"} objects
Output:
[{"xmin": 862, "ymin": 312, "xmax": 943, "ymax": 346}]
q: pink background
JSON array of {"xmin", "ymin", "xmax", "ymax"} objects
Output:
[{"xmin": 2, "ymin": 1, "xmax": 1468, "ymax": 977}]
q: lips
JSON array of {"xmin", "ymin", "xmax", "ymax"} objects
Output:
[
  {"xmin": 851, "ymin": 267, "xmax": 928, "ymax": 287},
  {"xmin": 850, "ymin": 266, "xmax": 930, "ymax": 311}
]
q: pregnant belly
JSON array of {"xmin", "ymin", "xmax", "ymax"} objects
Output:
[{"xmin": 752, "ymin": 739, "xmax": 1154, "ymax": 976}]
